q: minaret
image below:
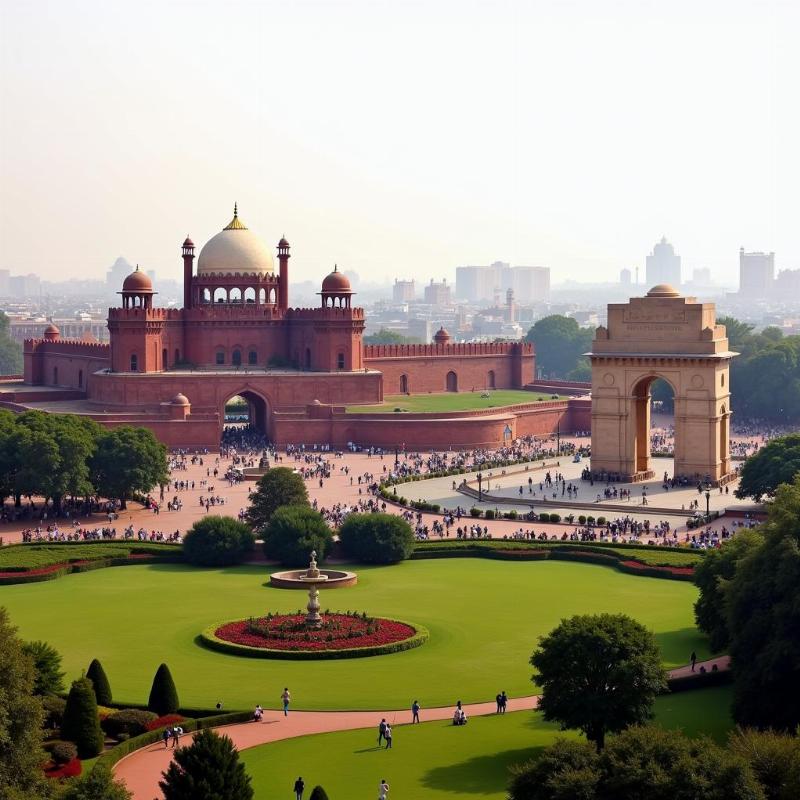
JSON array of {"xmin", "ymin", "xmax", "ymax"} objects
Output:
[
  {"xmin": 182, "ymin": 236, "xmax": 195, "ymax": 309},
  {"xmin": 277, "ymin": 236, "xmax": 290, "ymax": 310}
]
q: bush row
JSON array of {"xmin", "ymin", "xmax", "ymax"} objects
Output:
[
  {"xmin": 0, "ymin": 553, "xmax": 183, "ymax": 585},
  {"xmin": 198, "ymin": 619, "xmax": 429, "ymax": 660}
]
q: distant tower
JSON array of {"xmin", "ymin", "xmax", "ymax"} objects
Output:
[
  {"xmin": 182, "ymin": 236, "xmax": 194, "ymax": 309},
  {"xmin": 506, "ymin": 288, "xmax": 516, "ymax": 322},
  {"xmin": 278, "ymin": 236, "xmax": 291, "ymax": 309},
  {"xmin": 620, "ymin": 268, "xmax": 632, "ymax": 286}
]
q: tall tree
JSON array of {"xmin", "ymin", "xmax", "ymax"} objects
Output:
[
  {"xmin": 524, "ymin": 316, "xmax": 593, "ymax": 379},
  {"xmin": 0, "ymin": 311, "xmax": 23, "ymax": 375},
  {"xmin": 90, "ymin": 425, "xmax": 168, "ymax": 509},
  {"xmin": 86, "ymin": 658, "xmax": 113, "ymax": 706},
  {"xmin": 22, "ymin": 639, "xmax": 65, "ymax": 695},
  {"xmin": 61, "ymin": 676, "xmax": 104, "ymax": 758},
  {"xmin": 727, "ymin": 477, "xmax": 800, "ymax": 730},
  {"xmin": 246, "ymin": 467, "xmax": 309, "ymax": 532},
  {"xmin": 0, "ymin": 607, "xmax": 52, "ymax": 800},
  {"xmin": 159, "ymin": 729, "xmax": 254, "ymax": 800},
  {"xmin": 735, "ymin": 434, "xmax": 800, "ymax": 501},
  {"xmin": 148, "ymin": 663, "xmax": 180, "ymax": 716},
  {"xmin": 530, "ymin": 614, "xmax": 667, "ymax": 751}
]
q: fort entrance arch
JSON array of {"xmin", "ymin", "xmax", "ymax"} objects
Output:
[
  {"xmin": 589, "ymin": 285, "xmax": 737, "ymax": 485},
  {"xmin": 222, "ymin": 389, "xmax": 269, "ymax": 438}
]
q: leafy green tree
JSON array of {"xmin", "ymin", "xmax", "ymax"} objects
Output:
[
  {"xmin": 339, "ymin": 513, "xmax": 415, "ymax": 563},
  {"xmin": 58, "ymin": 763, "xmax": 132, "ymax": 800},
  {"xmin": 309, "ymin": 787, "xmax": 330, "ymax": 800},
  {"xmin": 22, "ymin": 639, "xmax": 65, "ymax": 695},
  {"xmin": 262, "ymin": 505, "xmax": 333, "ymax": 566},
  {"xmin": 728, "ymin": 728, "xmax": 800, "ymax": 800},
  {"xmin": 524, "ymin": 316, "xmax": 593, "ymax": 379},
  {"xmin": 183, "ymin": 516, "xmax": 256, "ymax": 566},
  {"xmin": 86, "ymin": 658, "xmax": 113, "ymax": 705},
  {"xmin": 727, "ymin": 477, "xmax": 800, "ymax": 730},
  {"xmin": 508, "ymin": 739, "xmax": 600, "ymax": 800},
  {"xmin": 736, "ymin": 434, "xmax": 800, "ymax": 500},
  {"xmin": 364, "ymin": 329, "xmax": 420, "ymax": 345},
  {"xmin": 61, "ymin": 676, "xmax": 104, "ymax": 759},
  {"xmin": 0, "ymin": 607, "xmax": 52, "ymax": 800},
  {"xmin": 90, "ymin": 425, "xmax": 168, "ymax": 509},
  {"xmin": 717, "ymin": 316, "xmax": 756, "ymax": 349},
  {"xmin": 246, "ymin": 467, "xmax": 309, "ymax": 532},
  {"xmin": 159, "ymin": 728, "xmax": 254, "ymax": 800},
  {"xmin": 693, "ymin": 530, "xmax": 764, "ymax": 651},
  {"xmin": 148, "ymin": 663, "xmax": 180, "ymax": 716},
  {"xmin": 531, "ymin": 614, "xmax": 667, "ymax": 751},
  {"xmin": 0, "ymin": 311, "xmax": 23, "ymax": 375}
]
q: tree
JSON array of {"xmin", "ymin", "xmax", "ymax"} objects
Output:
[
  {"xmin": 728, "ymin": 728, "xmax": 800, "ymax": 800},
  {"xmin": 86, "ymin": 658, "xmax": 113, "ymax": 706},
  {"xmin": 148, "ymin": 663, "xmax": 180, "ymax": 716},
  {"xmin": 309, "ymin": 788, "xmax": 330, "ymax": 800},
  {"xmin": 246, "ymin": 467, "xmax": 309, "ymax": 532},
  {"xmin": 61, "ymin": 676, "xmax": 104, "ymax": 759},
  {"xmin": 90, "ymin": 425, "xmax": 168, "ymax": 509},
  {"xmin": 735, "ymin": 434, "xmax": 800, "ymax": 500},
  {"xmin": 0, "ymin": 311, "xmax": 23, "ymax": 375},
  {"xmin": 183, "ymin": 516, "xmax": 256, "ymax": 566},
  {"xmin": 717, "ymin": 316, "xmax": 755, "ymax": 349},
  {"xmin": 530, "ymin": 614, "xmax": 667, "ymax": 751},
  {"xmin": 159, "ymin": 728, "xmax": 254, "ymax": 800},
  {"xmin": 693, "ymin": 529, "xmax": 764, "ymax": 651},
  {"xmin": 364, "ymin": 329, "xmax": 420, "ymax": 345},
  {"xmin": 22, "ymin": 639, "xmax": 65, "ymax": 695},
  {"xmin": 262, "ymin": 505, "xmax": 333, "ymax": 566},
  {"xmin": 58, "ymin": 764, "xmax": 132, "ymax": 800},
  {"xmin": 0, "ymin": 607, "xmax": 52, "ymax": 800},
  {"xmin": 727, "ymin": 477, "xmax": 800, "ymax": 730},
  {"xmin": 524, "ymin": 316, "xmax": 594, "ymax": 379},
  {"xmin": 339, "ymin": 513, "xmax": 415, "ymax": 563},
  {"xmin": 508, "ymin": 739, "xmax": 600, "ymax": 800}
]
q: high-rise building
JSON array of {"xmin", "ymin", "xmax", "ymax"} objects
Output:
[
  {"xmin": 774, "ymin": 269, "xmax": 800, "ymax": 297},
  {"xmin": 0, "ymin": 269, "xmax": 10, "ymax": 295},
  {"xmin": 645, "ymin": 237, "xmax": 681, "ymax": 286},
  {"xmin": 455, "ymin": 262, "xmax": 549, "ymax": 303},
  {"xmin": 692, "ymin": 268, "xmax": 712, "ymax": 285},
  {"xmin": 739, "ymin": 249, "xmax": 774, "ymax": 298},
  {"xmin": 620, "ymin": 268, "xmax": 632, "ymax": 286},
  {"xmin": 423, "ymin": 279, "xmax": 452, "ymax": 305},
  {"xmin": 512, "ymin": 266, "xmax": 550, "ymax": 304},
  {"xmin": 455, "ymin": 265, "xmax": 493, "ymax": 301},
  {"xmin": 392, "ymin": 279, "xmax": 416, "ymax": 303},
  {"xmin": 8, "ymin": 274, "xmax": 41, "ymax": 297}
]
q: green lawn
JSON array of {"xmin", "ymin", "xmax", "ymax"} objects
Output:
[
  {"xmin": 0, "ymin": 559, "xmax": 710, "ymax": 711},
  {"xmin": 240, "ymin": 686, "xmax": 734, "ymax": 800},
  {"xmin": 346, "ymin": 390, "xmax": 557, "ymax": 413}
]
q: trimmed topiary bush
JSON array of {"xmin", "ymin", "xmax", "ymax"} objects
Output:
[
  {"xmin": 310, "ymin": 787, "xmax": 330, "ymax": 800},
  {"xmin": 102, "ymin": 709, "xmax": 158, "ymax": 740},
  {"xmin": 148, "ymin": 663, "xmax": 180, "ymax": 716},
  {"xmin": 42, "ymin": 694, "xmax": 67, "ymax": 730},
  {"xmin": 46, "ymin": 740, "xmax": 78, "ymax": 765},
  {"xmin": 262, "ymin": 505, "xmax": 333, "ymax": 566},
  {"xmin": 597, "ymin": 516, "xmax": 607, "ymax": 525},
  {"xmin": 86, "ymin": 658, "xmax": 113, "ymax": 706},
  {"xmin": 550, "ymin": 513, "xmax": 561, "ymax": 523},
  {"xmin": 484, "ymin": 509, "xmax": 495, "ymax": 520},
  {"xmin": 338, "ymin": 513, "xmax": 415, "ymax": 564},
  {"xmin": 578, "ymin": 515, "xmax": 587, "ymax": 525},
  {"xmin": 183, "ymin": 516, "xmax": 256, "ymax": 566},
  {"xmin": 61, "ymin": 676, "xmax": 104, "ymax": 758},
  {"xmin": 469, "ymin": 507, "xmax": 482, "ymax": 517}
]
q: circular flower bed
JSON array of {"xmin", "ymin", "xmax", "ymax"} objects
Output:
[{"xmin": 201, "ymin": 612, "xmax": 428, "ymax": 660}]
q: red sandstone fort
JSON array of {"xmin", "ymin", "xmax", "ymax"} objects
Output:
[{"xmin": 0, "ymin": 207, "xmax": 590, "ymax": 448}]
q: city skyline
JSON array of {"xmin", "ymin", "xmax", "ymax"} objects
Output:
[{"xmin": 1, "ymin": 1, "xmax": 797, "ymax": 285}]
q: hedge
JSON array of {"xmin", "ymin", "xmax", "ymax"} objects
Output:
[{"xmin": 198, "ymin": 618, "xmax": 429, "ymax": 660}]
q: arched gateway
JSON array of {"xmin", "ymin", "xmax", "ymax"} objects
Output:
[{"xmin": 589, "ymin": 285, "xmax": 737, "ymax": 485}]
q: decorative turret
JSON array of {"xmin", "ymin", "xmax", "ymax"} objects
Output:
[
  {"xmin": 182, "ymin": 236, "xmax": 195, "ymax": 309},
  {"xmin": 119, "ymin": 266, "xmax": 156, "ymax": 310},
  {"xmin": 434, "ymin": 327, "xmax": 451, "ymax": 345},
  {"xmin": 319, "ymin": 265, "xmax": 354, "ymax": 308},
  {"xmin": 278, "ymin": 235, "xmax": 290, "ymax": 310},
  {"xmin": 43, "ymin": 323, "xmax": 60, "ymax": 341}
]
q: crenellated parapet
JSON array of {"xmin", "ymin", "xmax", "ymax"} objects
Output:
[
  {"xmin": 363, "ymin": 341, "xmax": 533, "ymax": 359},
  {"xmin": 107, "ymin": 307, "xmax": 183, "ymax": 321},
  {"xmin": 288, "ymin": 307, "xmax": 365, "ymax": 321},
  {"xmin": 24, "ymin": 338, "xmax": 111, "ymax": 356}
]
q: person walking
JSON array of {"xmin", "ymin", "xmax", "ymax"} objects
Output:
[
  {"xmin": 500, "ymin": 691, "xmax": 507, "ymax": 714},
  {"xmin": 411, "ymin": 700, "xmax": 420, "ymax": 724},
  {"xmin": 171, "ymin": 724, "xmax": 183, "ymax": 748},
  {"xmin": 282, "ymin": 687, "xmax": 291, "ymax": 716},
  {"xmin": 495, "ymin": 692, "xmax": 502, "ymax": 713},
  {"xmin": 293, "ymin": 776, "xmax": 305, "ymax": 800},
  {"xmin": 384, "ymin": 723, "xmax": 393, "ymax": 749},
  {"xmin": 690, "ymin": 651, "xmax": 697, "ymax": 672},
  {"xmin": 377, "ymin": 718, "xmax": 387, "ymax": 746},
  {"xmin": 378, "ymin": 779, "xmax": 390, "ymax": 799},
  {"xmin": 162, "ymin": 727, "xmax": 172, "ymax": 749}
]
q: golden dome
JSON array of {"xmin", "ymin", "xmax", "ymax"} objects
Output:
[{"xmin": 197, "ymin": 205, "xmax": 274, "ymax": 276}]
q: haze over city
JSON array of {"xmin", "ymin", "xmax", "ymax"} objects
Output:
[{"xmin": 1, "ymin": 0, "xmax": 797, "ymax": 285}]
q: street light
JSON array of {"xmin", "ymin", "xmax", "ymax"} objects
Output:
[
  {"xmin": 705, "ymin": 485, "xmax": 711, "ymax": 521},
  {"xmin": 394, "ymin": 446, "xmax": 399, "ymax": 468},
  {"xmin": 477, "ymin": 471, "xmax": 483, "ymax": 502}
]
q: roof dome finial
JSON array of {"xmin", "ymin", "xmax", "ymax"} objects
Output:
[
  {"xmin": 223, "ymin": 203, "xmax": 247, "ymax": 231},
  {"xmin": 234, "ymin": 201, "xmax": 238, "ymax": 218}
]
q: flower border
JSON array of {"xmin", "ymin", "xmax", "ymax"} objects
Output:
[{"xmin": 199, "ymin": 616, "xmax": 429, "ymax": 660}]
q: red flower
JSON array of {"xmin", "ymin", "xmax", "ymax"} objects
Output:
[{"xmin": 44, "ymin": 757, "xmax": 82, "ymax": 779}]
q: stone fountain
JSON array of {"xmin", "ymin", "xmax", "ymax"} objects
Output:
[{"xmin": 298, "ymin": 550, "xmax": 328, "ymax": 629}]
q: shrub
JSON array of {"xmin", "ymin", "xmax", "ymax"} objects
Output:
[
  {"xmin": 507, "ymin": 510, "xmax": 518, "ymax": 519},
  {"xmin": 338, "ymin": 514, "xmax": 415, "ymax": 564},
  {"xmin": 539, "ymin": 513, "xmax": 551, "ymax": 523},
  {"xmin": 262, "ymin": 505, "xmax": 333, "ymax": 566},
  {"xmin": 148, "ymin": 663, "xmax": 180, "ymax": 716},
  {"xmin": 484, "ymin": 509, "xmax": 495, "ymax": 520},
  {"xmin": 586, "ymin": 516, "xmax": 595, "ymax": 525},
  {"xmin": 310, "ymin": 787, "xmax": 330, "ymax": 800},
  {"xmin": 22, "ymin": 640, "xmax": 65, "ymax": 695},
  {"xmin": 550, "ymin": 513, "xmax": 561, "ymax": 523},
  {"xmin": 146, "ymin": 713, "xmax": 187, "ymax": 732},
  {"xmin": 469, "ymin": 507, "xmax": 482, "ymax": 517},
  {"xmin": 59, "ymin": 764, "xmax": 133, "ymax": 800},
  {"xmin": 86, "ymin": 658, "xmax": 113, "ymax": 706},
  {"xmin": 102, "ymin": 709, "xmax": 158, "ymax": 740},
  {"xmin": 42, "ymin": 694, "xmax": 67, "ymax": 729},
  {"xmin": 47, "ymin": 740, "xmax": 78, "ymax": 765},
  {"xmin": 578, "ymin": 515, "xmax": 587, "ymax": 525},
  {"xmin": 61, "ymin": 676, "xmax": 104, "ymax": 759},
  {"xmin": 597, "ymin": 516, "xmax": 606, "ymax": 525},
  {"xmin": 183, "ymin": 516, "xmax": 256, "ymax": 566}
]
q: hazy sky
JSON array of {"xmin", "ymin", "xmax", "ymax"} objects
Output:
[{"xmin": 1, "ymin": 0, "xmax": 797, "ymax": 287}]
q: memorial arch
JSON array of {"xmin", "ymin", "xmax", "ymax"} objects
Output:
[{"xmin": 589, "ymin": 284, "xmax": 737, "ymax": 485}]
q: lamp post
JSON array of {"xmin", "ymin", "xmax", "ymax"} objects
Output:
[
  {"xmin": 705, "ymin": 487, "xmax": 711, "ymax": 522},
  {"xmin": 477, "ymin": 471, "xmax": 483, "ymax": 502},
  {"xmin": 394, "ymin": 446, "xmax": 399, "ymax": 469}
]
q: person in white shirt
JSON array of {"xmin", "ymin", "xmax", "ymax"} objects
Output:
[{"xmin": 378, "ymin": 779, "xmax": 389, "ymax": 799}]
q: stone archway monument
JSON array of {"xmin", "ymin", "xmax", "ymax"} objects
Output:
[{"xmin": 589, "ymin": 284, "xmax": 737, "ymax": 485}]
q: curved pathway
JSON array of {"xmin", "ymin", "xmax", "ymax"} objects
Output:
[{"xmin": 113, "ymin": 656, "xmax": 729, "ymax": 799}]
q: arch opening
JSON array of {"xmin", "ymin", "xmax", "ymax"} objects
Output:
[
  {"xmin": 446, "ymin": 370, "xmax": 458, "ymax": 392},
  {"xmin": 223, "ymin": 390, "xmax": 269, "ymax": 441},
  {"xmin": 632, "ymin": 375, "xmax": 675, "ymax": 477}
]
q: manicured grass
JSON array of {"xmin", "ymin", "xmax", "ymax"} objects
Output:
[
  {"xmin": 346, "ymin": 390, "xmax": 558, "ymax": 413},
  {"xmin": 0, "ymin": 542, "xmax": 179, "ymax": 571},
  {"xmin": 240, "ymin": 686, "xmax": 734, "ymax": 800},
  {"xmin": 1, "ymin": 559, "xmax": 711, "ymax": 711}
]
